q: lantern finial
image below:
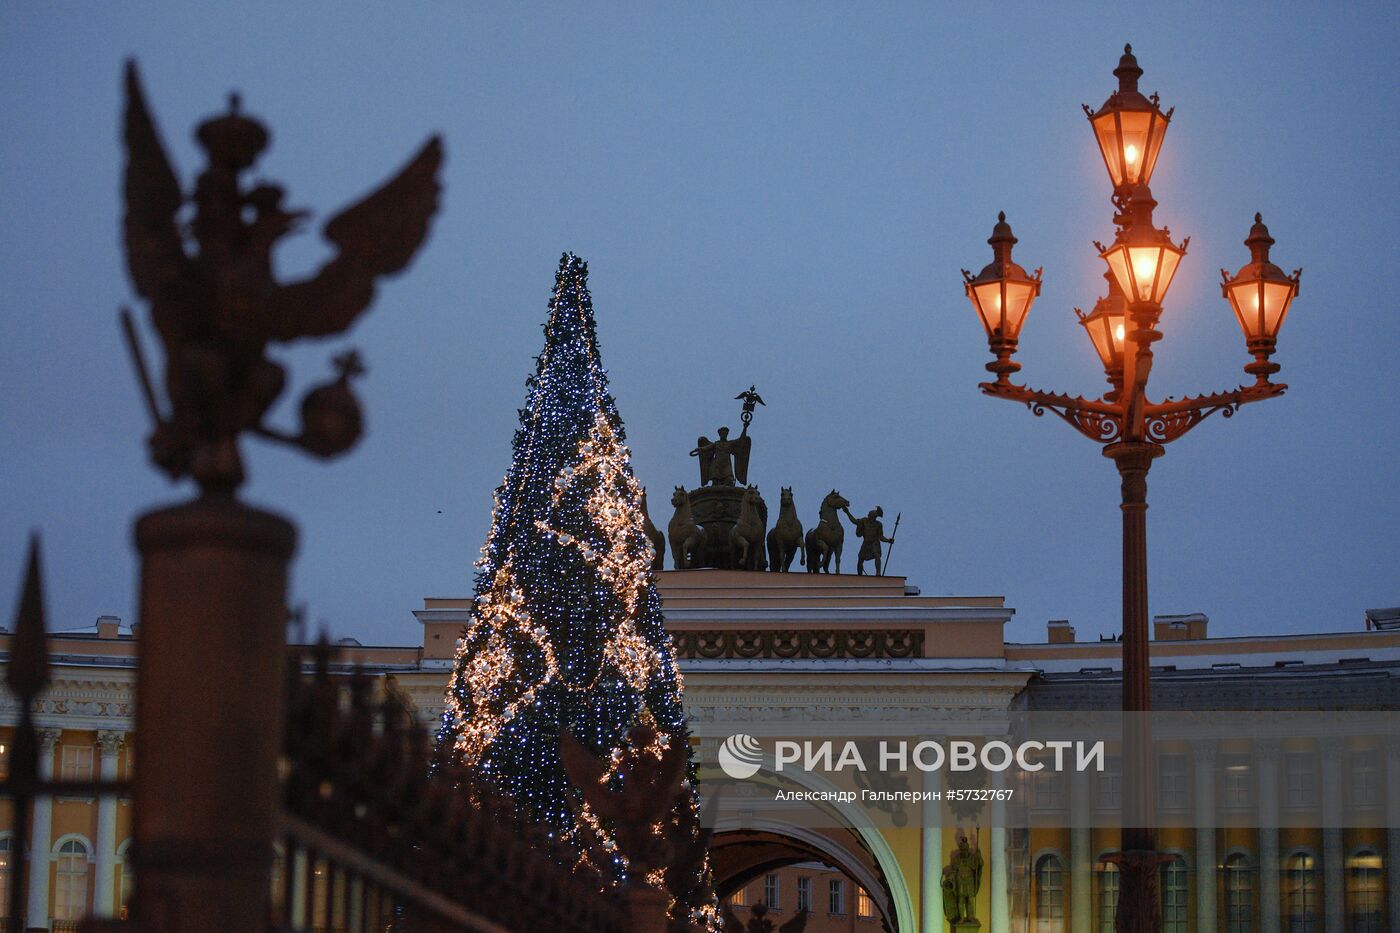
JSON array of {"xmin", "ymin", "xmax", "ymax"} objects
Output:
[
  {"xmin": 1115, "ymin": 44, "xmax": 1143, "ymax": 91},
  {"xmin": 1245, "ymin": 213, "xmax": 1275, "ymax": 263},
  {"xmin": 989, "ymin": 212, "xmax": 1017, "ymax": 255}
]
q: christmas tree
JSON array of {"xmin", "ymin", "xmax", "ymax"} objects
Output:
[{"xmin": 438, "ymin": 254, "xmax": 703, "ymax": 902}]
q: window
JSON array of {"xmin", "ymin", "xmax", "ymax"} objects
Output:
[
  {"xmin": 764, "ymin": 873, "xmax": 780, "ymax": 910},
  {"xmin": 1096, "ymin": 756, "xmax": 1121, "ymax": 811},
  {"xmin": 0, "ymin": 741, "xmax": 9, "ymax": 780},
  {"xmin": 1158, "ymin": 754, "xmax": 1188, "ymax": 810},
  {"xmin": 1285, "ymin": 754, "xmax": 1317, "ymax": 809},
  {"xmin": 60, "ymin": 745, "xmax": 94, "ymax": 782},
  {"xmin": 1346, "ymin": 849, "xmax": 1383, "ymax": 933},
  {"xmin": 1033, "ymin": 770, "xmax": 1064, "ymax": 810},
  {"xmin": 728, "ymin": 885, "xmax": 748, "ymax": 908},
  {"xmin": 1223, "ymin": 853, "xmax": 1255, "ymax": 933},
  {"xmin": 1223, "ymin": 755, "xmax": 1252, "ymax": 809},
  {"xmin": 856, "ymin": 887, "xmax": 876, "ymax": 919},
  {"xmin": 796, "ymin": 877, "xmax": 811, "ymax": 912},
  {"xmin": 1035, "ymin": 854, "xmax": 1064, "ymax": 931},
  {"xmin": 1349, "ymin": 751, "xmax": 1380, "ymax": 809},
  {"xmin": 1160, "ymin": 857, "xmax": 1188, "ymax": 933},
  {"xmin": 1095, "ymin": 860, "xmax": 1119, "ymax": 933},
  {"xmin": 54, "ymin": 839, "xmax": 90, "ymax": 920},
  {"xmin": 118, "ymin": 840, "xmax": 135, "ymax": 919},
  {"xmin": 828, "ymin": 879, "xmax": 845, "ymax": 915},
  {"xmin": 1285, "ymin": 852, "xmax": 1318, "ymax": 932},
  {"xmin": 0, "ymin": 837, "xmax": 13, "ymax": 919}
]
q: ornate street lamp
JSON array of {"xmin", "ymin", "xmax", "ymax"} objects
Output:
[
  {"xmin": 1076, "ymin": 272, "xmax": 1129, "ymax": 394},
  {"xmin": 1097, "ymin": 186, "xmax": 1188, "ymax": 307},
  {"xmin": 1222, "ymin": 213, "xmax": 1302, "ymax": 385},
  {"xmin": 962, "ymin": 212, "xmax": 1043, "ymax": 383},
  {"xmin": 963, "ymin": 47, "xmax": 1299, "ymax": 932},
  {"xmin": 1084, "ymin": 45, "xmax": 1172, "ymax": 199}
]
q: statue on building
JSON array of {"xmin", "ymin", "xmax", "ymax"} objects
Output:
[
  {"xmin": 729, "ymin": 485, "xmax": 766, "ymax": 571},
  {"xmin": 640, "ymin": 487, "xmax": 666, "ymax": 572},
  {"xmin": 668, "ymin": 487, "xmax": 707, "ymax": 570},
  {"xmin": 844, "ymin": 505, "xmax": 897, "ymax": 576},
  {"xmin": 691, "ymin": 426, "xmax": 751, "ymax": 487},
  {"xmin": 679, "ymin": 388, "xmax": 770, "ymax": 569},
  {"xmin": 804, "ymin": 490, "xmax": 850, "ymax": 574},
  {"xmin": 766, "ymin": 486, "xmax": 804, "ymax": 572},
  {"xmin": 945, "ymin": 830, "xmax": 984, "ymax": 928}
]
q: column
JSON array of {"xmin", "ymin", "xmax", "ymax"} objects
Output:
[
  {"xmin": 93, "ymin": 731, "xmax": 125, "ymax": 917},
  {"xmin": 26, "ymin": 728, "xmax": 60, "ymax": 929},
  {"xmin": 134, "ymin": 500, "xmax": 295, "ymax": 933},
  {"xmin": 1070, "ymin": 768, "xmax": 1091, "ymax": 933},
  {"xmin": 920, "ymin": 764, "xmax": 944, "ymax": 931},
  {"xmin": 1387, "ymin": 745, "xmax": 1400, "ymax": 933},
  {"xmin": 991, "ymin": 769, "xmax": 1010, "ymax": 933},
  {"xmin": 1194, "ymin": 740, "xmax": 1217, "ymax": 933},
  {"xmin": 1321, "ymin": 737, "xmax": 1345, "ymax": 933},
  {"xmin": 289, "ymin": 848, "xmax": 309, "ymax": 927},
  {"xmin": 1257, "ymin": 739, "xmax": 1280, "ymax": 933}
]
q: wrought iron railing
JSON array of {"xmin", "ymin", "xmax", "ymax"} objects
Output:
[{"xmin": 274, "ymin": 640, "xmax": 628, "ymax": 933}]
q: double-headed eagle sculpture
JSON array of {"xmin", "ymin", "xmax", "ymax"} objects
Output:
[{"xmin": 121, "ymin": 61, "xmax": 443, "ymax": 496}]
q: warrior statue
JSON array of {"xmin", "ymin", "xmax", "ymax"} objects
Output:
[
  {"xmin": 844, "ymin": 505, "xmax": 896, "ymax": 576},
  {"xmin": 946, "ymin": 831, "xmax": 984, "ymax": 926},
  {"xmin": 690, "ymin": 426, "xmax": 751, "ymax": 487},
  {"xmin": 941, "ymin": 865, "xmax": 959, "ymax": 925}
]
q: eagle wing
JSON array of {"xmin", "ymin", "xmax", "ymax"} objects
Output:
[
  {"xmin": 269, "ymin": 136, "xmax": 443, "ymax": 341},
  {"xmin": 122, "ymin": 60, "xmax": 188, "ymax": 300}
]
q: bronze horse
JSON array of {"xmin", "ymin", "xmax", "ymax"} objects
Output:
[
  {"xmin": 804, "ymin": 489, "xmax": 850, "ymax": 574},
  {"xmin": 668, "ymin": 487, "xmax": 706, "ymax": 570},
  {"xmin": 729, "ymin": 486, "xmax": 766, "ymax": 571},
  {"xmin": 766, "ymin": 486, "xmax": 804, "ymax": 572},
  {"xmin": 640, "ymin": 487, "xmax": 666, "ymax": 572}
]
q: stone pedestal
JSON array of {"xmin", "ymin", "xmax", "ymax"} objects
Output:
[
  {"xmin": 133, "ymin": 498, "xmax": 295, "ymax": 933},
  {"xmin": 950, "ymin": 920, "xmax": 983, "ymax": 932}
]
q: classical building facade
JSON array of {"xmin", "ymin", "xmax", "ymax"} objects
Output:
[{"xmin": 1, "ymin": 573, "xmax": 1397, "ymax": 932}]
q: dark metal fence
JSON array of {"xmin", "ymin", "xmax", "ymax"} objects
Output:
[{"xmin": 273, "ymin": 640, "xmax": 627, "ymax": 933}]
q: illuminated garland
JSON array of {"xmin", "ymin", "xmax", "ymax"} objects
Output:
[{"xmin": 437, "ymin": 255, "xmax": 716, "ymax": 929}]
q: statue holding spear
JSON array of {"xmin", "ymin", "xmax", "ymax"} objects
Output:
[{"xmin": 844, "ymin": 505, "xmax": 898, "ymax": 576}]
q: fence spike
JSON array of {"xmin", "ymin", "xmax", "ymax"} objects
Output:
[{"xmin": 8, "ymin": 532, "xmax": 50, "ymax": 701}]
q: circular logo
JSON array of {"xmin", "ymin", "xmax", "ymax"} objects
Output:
[{"xmin": 717, "ymin": 733, "xmax": 764, "ymax": 779}]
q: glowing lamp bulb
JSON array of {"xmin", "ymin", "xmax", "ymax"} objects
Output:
[
  {"xmin": 1124, "ymin": 143, "xmax": 1140, "ymax": 165},
  {"xmin": 1134, "ymin": 254, "xmax": 1156, "ymax": 281},
  {"xmin": 1114, "ymin": 323, "xmax": 1125, "ymax": 341}
]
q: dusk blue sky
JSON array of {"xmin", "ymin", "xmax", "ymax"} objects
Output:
[{"xmin": 2, "ymin": 4, "xmax": 1396, "ymax": 647}]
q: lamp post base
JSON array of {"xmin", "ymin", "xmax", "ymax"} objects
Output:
[{"xmin": 1105, "ymin": 848, "xmax": 1173, "ymax": 933}]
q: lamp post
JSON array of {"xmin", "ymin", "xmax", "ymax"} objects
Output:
[{"xmin": 961, "ymin": 45, "xmax": 1300, "ymax": 932}]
